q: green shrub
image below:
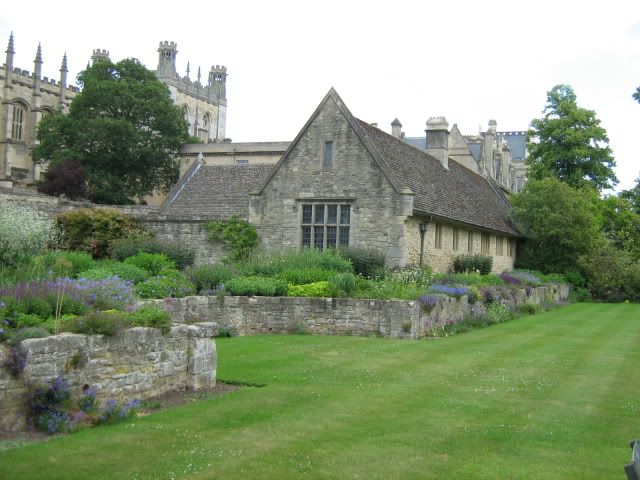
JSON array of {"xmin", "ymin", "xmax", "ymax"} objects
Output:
[
  {"xmin": 134, "ymin": 270, "xmax": 196, "ymax": 299},
  {"xmin": 287, "ymin": 281, "xmax": 332, "ymax": 297},
  {"xmin": 329, "ymin": 272, "xmax": 358, "ymax": 296},
  {"xmin": 124, "ymin": 253, "xmax": 175, "ymax": 276},
  {"xmin": 564, "ymin": 270, "xmax": 586, "ymax": 288},
  {"xmin": 487, "ymin": 302, "xmax": 513, "ymax": 324},
  {"xmin": 338, "ymin": 247, "xmax": 385, "ymax": 277},
  {"xmin": 38, "ymin": 251, "xmax": 96, "ymax": 277},
  {"xmin": 205, "ymin": 216, "xmax": 258, "ymax": 260},
  {"xmin": 569, "ymin": 287, "xmax": 592, "ymax": 302},
  {"xmin": 20, "ymin": 296, "xmax": 54, "ymax": 319},
  {"xmin": 14, "ymin": 313, "xmax": 47, "ymax": 329},
  {"xmin": 78, "ymin": 263, "xmax": 150, "ymax": 284},
  {"xmin": 111, "ymin": 237, "xmax": 195, "ymax": 270},
  {"xmin": 386, "ymin": 265, "xmax": 433, "ymax": 287},
  {"xmin": 579, "ymin": 241, "xmax": 640, "ymax": 302},
  {"xmin": 516, "ymin": 303, "xmax": 541, "ymax": 315},
  {"xmin": 453, "ymin": 254, "xmax": 493, "ymax": 275},
  {"xmin": 276, "ymin": 268, "xmax": 335, "ymax": 285},
  {"xmin": 224, "ymin": 276, "xmax": 288, "ymax": 296},
  {"xmin": 55, "ymin": 208, "xmax": 147, "ymax": 258},
  {"xmin": 185, "ymin": 264, "xmax": 234, "ymax": 293},
  {"xmin": 7, "ymin": 326, "xmax": 50, "ymax": 345},
  {"xmin": 238, "ymin": 248, "xmax": 352, "ymax": 276},
  {"xmin": 127, "ymin": 305, "xmax": 172, "ymax": 334},
  {"xmin": 63, "ymin": 312, "xmax": 129, "ymax": 336},
  {"xmin": 0, "ymin": 203, "xmax": 59, "ymax": 266}
]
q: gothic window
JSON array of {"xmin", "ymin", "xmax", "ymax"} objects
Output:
[
  {"xmin": 203, "ymin": 114, "xmax": 210, "ymax": 129},
  {"xmin": 11, "ymin": 103, "xmax": 26, "ymax": 140},
  {"xmin": 301, "ymin": 203, "xmax": 350, "ymax": 249},
  {"xmin": 481, "ymin": 233, "xmax": 490, "ymax": 255},
  {"xmin": 434, "ymin": 223, "xmax": 443, "ymax": 249}
]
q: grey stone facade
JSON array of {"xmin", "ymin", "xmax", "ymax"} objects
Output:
[{"xmin": 0, "ymin": 323, "xmax": 217, "ymax": 431}]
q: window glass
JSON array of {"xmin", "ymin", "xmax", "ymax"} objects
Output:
[
  {"xmin": 314, "ymin": 204, "xmax": 325, "ymax": 224},
  {"xmin": 302, "ymin": 203, "xmax": 351, "ymax": 249},
  {"xmin": 327, "ymin": 205, "xmax": 337, "ymax": 224},
  {"xmin": 340, "ymin": 205, "xmax": 350, "ymax": 224},
  {"xmin": 323, "ymin": 141, "xmax": 333, "ymax": 169},
  {"xmin": 302, "ymin": 205, "xmax": 312, "ymax": 224}
]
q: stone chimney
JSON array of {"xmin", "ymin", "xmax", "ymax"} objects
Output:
[
  {"xmin": 425, "ymin": 116, "xmax": 449, "ymax": 169},
  {"xmin": 391, "ymin": 118, "xmax": 402, "ymax": 138}
]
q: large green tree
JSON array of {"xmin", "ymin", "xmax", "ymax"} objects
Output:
[
  {"xmin": 33, "ymin": 58, "xmax": 189, "ymax": 204},
  {"xmin": 510, "ymin": 177, "xmax": 600, "ymax": 273},
  {"xmin": 526, "ymin": 84, "xmax": 617, "ymax": 192}
]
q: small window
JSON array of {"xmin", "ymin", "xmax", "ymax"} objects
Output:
[
  {"xmin": 452, "ymin": 227, "xmax": 459, "ymax": 251},
  {"xmin": 236, "ymin": 159, "xmax": 249, "ymax": 165},
  {"xmin": 467, "ymin": 231, "xmax": 473, "ymax": 252},
  {"xmin": 496, "ymin": 237, "xmax": 504, "ymax": 256},
  {"xmin": 435, "ymin": 223, "xmax": 442, "ymax": 249},
  {"xmin": 11, "ymin": 103, "xmax": 26, "ymax": 140},
  {"xmin": 323, "ymin": 141, "xmax": 333, "ymax": 169},
  {"xmin": 481, "ymin": 233, "xmax": 490, "ymax": 255}
]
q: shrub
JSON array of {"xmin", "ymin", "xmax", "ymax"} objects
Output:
[
  {"xmin": 516, "ymin": 303, "xmax": 541, "ymax": 315},
  {"xmin": 435, "ymin": 272, "xmax": 504, "ymax": 287},
  {"xmin": 127, "ymin": 305, "xmax": 172, "ymax": 334},
  {"xmin": 205, "ymin": 216, "xmax": 258, "ymax": 260},
  {"xmin": 25, "ymin": 377, "xmax": 73, "ymax": 434},
  {"xmin": 0, "ymin": 203, "xmax": 59, "ymax": 266},
  {"xmin": 3, "ymin": 344, "xmax": 28, "ymax": 376},
  {"xmin": 134, "ymin": 270, "xmax": 196, "ymax": 299},
  {"xmin": 96, "ymin": 398, "xmax": 141, "ymax": 425},
  {"xmin": 338, "ymin": 247, "xmax": 385, "ymax": 277},
  {"xmin": 39, "ymin": 251, "xmax": 96, "ymax": 277},
  {"xmin": 386, "ymin": 265, "xmax": 433, "ymax": 287},
  {"xmin": 111, "ymin": 237, "xmax": 195, "ymax": 270},
  {"xmin": 124, "ymin": 252, "xmax": 175, "ymax": 276},
  {"xmin": 20, "ymin": 296, "xmax": 54, "ymax": 318},
  {"xmin": 185, "ymin": 264, "xmax": 234, "ymax": 293},
  {"xmin": 453, "ymin": 254, "xmax": 493, "ymax": 275},
  {"xmin": 224, "ymin": 276, "xmax": 288, "ymax": 296},
  {"xmin": 510, "ymin": 270, "xmax": 543, "ymax": 286},
  {"xmin": 487, "ymin": 302, "xmax": 513, "ymax": 324},
  {"xmin": 7, "ymin": 326, "xmax": 50, "ymax": 345},
  {"xmin": 276, "ymin": 268, "xmax": 336, "ymax": 285},
  {"xmin": 287, "ymin": 281, "xmax": 332, "ymax": 297},
  {"xmin": 78, "ymin": 263, "xmax": 150, "ymax": 284},
  {"xmin": 564, "ymin": 270, "xmax": 586, "ymax": 288},
  {"xmin": 329, "ymin": 272, "xmax": 358, "ymax": 296},
  {"xmin": 63, "ymin": 312, "xmax": 129, "ymax": 336},
  {"xmin": 37, "ymin": 160, "xmax": 89, "ymax": 200},
  {"xmin": 418, "ymin": 293, "xmax": 447, "ymax": 313},
  {"xmin": 569, "ymin": 287, "xmax": 592, "ymax": 302},
  {"xmin": 55, "ymin": 208, "xmax": 147, "ymax": 258},
  {"xmin": 237, "ymin": 248, "xmax": 352, "ymax": 277}
]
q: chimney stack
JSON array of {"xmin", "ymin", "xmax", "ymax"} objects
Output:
[
  {"xmin": 391, "ymin": 118, "xmax": 402, "ymax": 138},
  {"xmin": 425, "ymin": 116, "xmax": 449, "ymax": 169}
]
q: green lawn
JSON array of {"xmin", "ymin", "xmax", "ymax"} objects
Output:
[{"xmin": 1, "ymin": 303, "xmax": 638, "ymax": 479}]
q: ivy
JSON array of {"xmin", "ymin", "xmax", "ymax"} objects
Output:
[{"xmin": 205, "ymin": 216, "xmax": 258, "ymax": 260}]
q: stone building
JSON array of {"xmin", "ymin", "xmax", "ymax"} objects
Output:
[
  {"xmin": 0, "ymin": 35, "xmax": 228, "ymax": 188},
  {"xmin": 163, "ymin": 89, "xmax": 519, "ymax": 272},
  {"xmin": 404, "ymin": 119, "xmax": 528, "ymax": 192},
  {"xmin": 0, "ymin": 33, "xmax": 79, "ymax": 186}
]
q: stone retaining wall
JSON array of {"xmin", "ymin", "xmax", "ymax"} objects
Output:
[
  {"xmin": 0, "ymin": 323, "xmax": 217, "ymax": 431},
  {"xmin": 150, "ymin": 284, "xmax": 570, "ymax": 340}
]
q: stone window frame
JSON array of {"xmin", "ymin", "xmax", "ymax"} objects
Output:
[
  {"xmin": 496, "ymin": 236, "xmax": 504, "ymax": 256},
  {"xmin": 321, "ymin": 139, "xmax": 335, "ymax": 170},
  {"xmin": 434, "ymin": 222, "xmax": 443, "ymax": 249},
  {"xmin": 467, "ymin": 230, "xmax": 474, "ymax": 253},
  {"xmin": 480, "ymin": 232, "xmax": 490, "ymax": 255},
  {"xmin": 452, "ymin": 227, "xmax": 459, "ymax": 251},
  {"xmin": 11, "ymin": 102, "xmax": 27, "ymax": 141},
  {"xmin": 507, "ymin": 238, "xmax": 516, "ymax": 257},
  {"xmin": 300, "ymin": 202, "xmax": 351, "ymax": 250}
]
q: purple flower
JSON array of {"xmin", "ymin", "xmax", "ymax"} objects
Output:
[{"xmin": 429, "ymin": 284, "xmax": 469, "ymax": 297}]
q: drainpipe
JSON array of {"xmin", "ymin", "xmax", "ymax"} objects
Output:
[{"xmin": 419, "ymin": 216, "xmax": 432, "ymax": 267}]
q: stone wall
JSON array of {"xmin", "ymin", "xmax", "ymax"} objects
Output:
[
  {"xmin": 149, "ymin": 283, "xmax": 570, "ymax": 341},
  {"xmin": 0, "ymin": 323, "xmax": 217, "ymax": 431},
  {"xmin": 0, "ymin": 187, "xmax": 225, "ymax": 264}
]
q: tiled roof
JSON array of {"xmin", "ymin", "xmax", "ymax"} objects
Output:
[
  {"xmin": 161, "ymin": 164, "xmax": 272, "ymax": 219},
  {"xmin": 354, "ymin": 119, "xmax": 518, "ymax": 236}
]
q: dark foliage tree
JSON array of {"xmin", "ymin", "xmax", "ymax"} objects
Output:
[
  {"xmin": 37, "ymin": 160, "xmax": 89, "ymax": 200},
  {"xmin": 634, "ymin": 86, "xmax": 640, "ymax": 104},
  {"xmin": 510, "ymin": 178, "xmax": 600, "ymax": 273},
  {"xmin": 599, "ymin": 194, "xmax": 640, "ymax": 261},
  {"xmin": 32, "ymin": 58, "xmax": 189, "ymax": 204},
  {"xmin": 526, "ymin": 84, "xmax": 617, "ymax": 192}
]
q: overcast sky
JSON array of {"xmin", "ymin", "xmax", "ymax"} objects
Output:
[{"xmin": 2, "ymin": 0, "xmax": 639, "ymax": 190}]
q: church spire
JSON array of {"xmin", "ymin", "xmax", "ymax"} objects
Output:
[
  {"xmin": 34, "ymin": 43, "xmax": 42, "ymax": 79},
  {"xmin": 59, "ymin": 52, "xmax": 68, "ymax": 86},
  {"xmin": 186, "ymin": 61, "xmax": 190, "ymax": 79}
]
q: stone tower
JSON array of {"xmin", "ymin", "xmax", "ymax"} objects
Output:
[{"xmin": 156, "ymin": 41, "xmax": 178, "ymax": 79}]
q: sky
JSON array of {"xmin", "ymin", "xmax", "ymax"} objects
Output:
[{"xmin": 2, "ymin": 0, "xmax": 639, "ymax": 190}]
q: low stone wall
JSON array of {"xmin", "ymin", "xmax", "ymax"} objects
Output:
[
  {"xmin": 0, "ymin": 323, "xmax": 217, "ymax": 431},
  {"xmin": 150, "ymin": 284, "xmax": 570, "ymax": 340}
]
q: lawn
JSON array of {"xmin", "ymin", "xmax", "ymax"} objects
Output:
[{"xmin": 0, "ymin": 303, "xmax": 638, "ymax": 479}]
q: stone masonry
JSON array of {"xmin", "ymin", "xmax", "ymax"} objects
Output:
[{"xmin": 0, "ymin": 323, "xmax": 217, "ymax": 431}]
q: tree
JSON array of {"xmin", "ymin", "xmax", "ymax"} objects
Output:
[
  {"xmin": 526, "ymin": 84, "xmax": 617, "ymax": 192},
  {"xmin": 599, "ymin": 194, "xmax": 640, "ymax": 261},
  {"xmin": 510, "ymin": 178, "xmax": 600, "ymax": 273},
  {"xmin": 620, "ymin": 175, "xmax": 640, "ymax": 215},
  {"xmin": 37, "ymin": 160, "xmax": 89, "ymax": 200},
  {"xmin": 634, "ymin": 86, "xmax": 640, "ymax": 104},
  {"xmin": 33, "ymin": 59, "xmax": 189, "ymax": 204}
]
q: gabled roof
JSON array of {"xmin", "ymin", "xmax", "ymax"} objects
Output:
[
  {"xmin": 257, "ymin": 88, "xmax": 517, "ymax": 236},
  {"xmin": 355, "ymin": 120, "xmax": 518, "ymax": 236},
  {"xmin": 160, "ymin": 164, "xmax": 272, "ymax": 219}
]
